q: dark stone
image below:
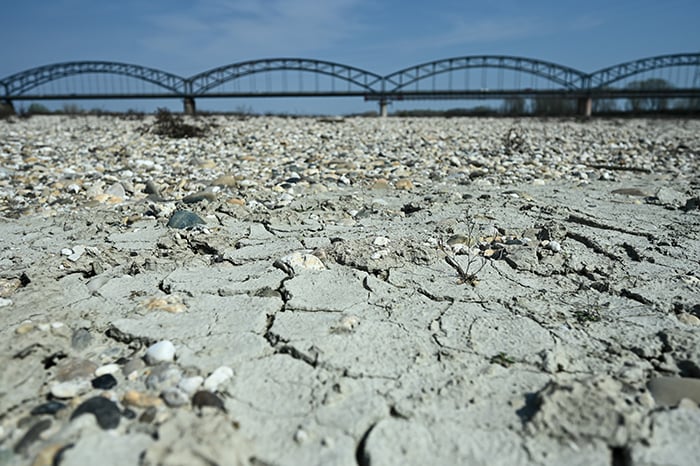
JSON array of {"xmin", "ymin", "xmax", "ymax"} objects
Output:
[
  {"xmin": 121, "ymin": 408, "xmax": 137, "ymax": 420},
  {"xmin": 31, "ymin": 401, "xmax": 67, "ymax": 416},
  {"xmin": 182, "ymin": 192, "xmax": 216, "ymax": 204},
  {"xmin": 70, "ymin": 396, "xmax": 121, "ymax": 429},
  {"xmin": 144, "ymin": 180, "xmax": 161, "ymax": 196},
  {"xmin": 401, "ymin": 203, "xmax": 422, "ymax": 215},
  {"xmin": 192, "ymin": 390, "xmax": 226, "ymax": 412},
  {"xmin": 167, "ymin": 210, "xmax": 206, "ymax": 229},
  {"xmin": 14, "ymin": 419, "xmax": 52, "ymax": 454},
  {"xmin": 91, "ymin": 374, "xmax": 117, "ymax": 390},
  {"xmin": 139, "ymin": 406, "xmax": 157, "ymax": 424},
  {"xmin": 682, "ymin": 197, "xmax": 700, "ymax": 212}
]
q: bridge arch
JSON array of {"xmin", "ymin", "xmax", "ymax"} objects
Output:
[
  {"xmin": 189, "ymin": 58, "xmax": 384, "ymax": 95},
  {"xmin": 383, "ymin": 55, "xmax": 588, "ymax": 92},
  {"xmin": 588, "ymin": 53, "xmax": 700, "ymax": 88},
  {"xmin": 2, "ymin": 61, "xmax": 187, "ymax": 96}
]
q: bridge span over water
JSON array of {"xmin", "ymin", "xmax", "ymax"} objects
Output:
[{"xmin": 2, "ymin": 53, "xmax": 699, "ymax": 116}]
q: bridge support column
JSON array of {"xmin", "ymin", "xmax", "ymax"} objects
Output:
[
  {"xmin": 378, "ymin": 99, "xmax": 388, "ymax": 117},
  {"xmin": 183, "ymin": 97, "xmax": 196, "ymax": 115},
  {"xmin": 577, "ymin": 96, "xmax": 592, "ymax": 117},
  {"xmin": 1, "ymin": 99, "xmax": 15, "ymax": 115}
]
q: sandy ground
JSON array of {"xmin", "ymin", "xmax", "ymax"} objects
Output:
[{"xmin": 1, "ymin": 116, "xmax": 699, "ymax": 466}]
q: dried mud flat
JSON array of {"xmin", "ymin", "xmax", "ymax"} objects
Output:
[{"xmin": 0, "ymin": 115, "xmax": 699, "ymax": 465}]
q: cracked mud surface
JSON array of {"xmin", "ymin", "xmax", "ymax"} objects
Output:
[{"xmin": 1, "ymin": 116, "xmax": 699, "ymax": 465}]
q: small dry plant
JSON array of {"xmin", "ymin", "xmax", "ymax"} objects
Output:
[{"xmin": 439, "ymin": 210, "xmax": 487, "ymax": 286}]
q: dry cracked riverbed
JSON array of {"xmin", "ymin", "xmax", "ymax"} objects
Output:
[{"xmin": 0, "ymin": 115, "xmax": 699, "ymax": 465}]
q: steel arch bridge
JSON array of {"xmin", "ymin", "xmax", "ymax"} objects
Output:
[
  {"xmin": 2, "ymin": 53, "xmax": 699, "ymax": 116},
  {"xmin": 189, "ymin": 58, "xmax": 384, "ymax": 96},
  {"xmin": 2, "ymin": 61, "xmax": 187, "ymax": 97},
  {"xmin": 589, "ymin": 53, "xmax": 700, "ymax": 88},
  {"xmin": 383, "ymin": 55, "xmax": 588, "ymax": 92}
]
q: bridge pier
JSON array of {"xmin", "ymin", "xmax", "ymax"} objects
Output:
[
  {"xmin": 183, "ymin": 97, "xmax": 196, "ymax": 115},
  {"xmin": 577, "ymin": 96, "xmax": 592, "ymax": 117},
  {"xmin": 1, "ymin": 99, "xmax": 15, "ymax": 115},
  {"xmin": 378, "ymin": 99, "xmax": 389, "ymax": 117}
]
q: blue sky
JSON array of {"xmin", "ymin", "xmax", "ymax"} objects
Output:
[{"xmin": 1, "ymin": 0, "xmax": 698, "ymax": 114}]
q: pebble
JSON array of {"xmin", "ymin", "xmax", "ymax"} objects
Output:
[
  {"xmin": 203, "ymin": 366, "xmax": 234, "ymax": 392},
  {"xmin": 144, "ymin": 340, "xmax": 176, "ymax": 365},
  {"xmin": 294, "ymin": 427, "xmax": 310, "ymax": 444},
  {"xmin": 105, "ymin": 182, "xmax": 126, "ymax": 199},
  {"xmin": 1, "ymin": 117, "xmax": 698, "ymax": 222},
  {"xmin": 31, "ymin": 401, "xmax": 67, "ymax": 416},
  {"xmin": 50, "ymin": 380, "xmax": 91, "ymax": 398},
  {"xmin": 123, "ymin": 390, "xmax": 163, "ymax": 408},
  {"xmin": 146, "ymin": 364, "xmax": 183, "ymax": 391},
  {"xmin": 0, "ymin": 278, "xmax": 22, "ymax": 297},
  {"xmin": 177, "ymin": 376, "xmax": 204, "ymax": 395},
  {"xmin": 13, "ymin": 419, "xmax": 52, "ymax": 454},
  {"xmin": 63, "ymin": 245, "xmax": 86, "ymax": 262},
  {"xmin": 275, "ymin": 252, "xmax": 326, "ymax": 274},
  {"xmin": 211, "ymin": 175, "xmax": 238, "ymax": 187},
  {"xmin": 30, "ymin": 443, "xmax": 67, "ymax": 466},
  {"xmin": 182, "ymin": 191, "xmax": 217, "ymax": 204},
  {"xmin": 192, "ymin": 390, "xmax": 226, "ymax": 412},
  {"xmin": 70, "ymin": 396, "xmax": 121, "ymax": 429},
  {"xmin": 95, "ymin": 363, "xmax": 121, "ymax": 376},
  {"xmin": 122, "ymin": 358, "xmax": 146, "ymax": 379},
  {"xmin": 677, "ymin": 312, "xmax": 700, "ymax": 325},
  {"xmin": 0, "ymin": 298, "xmax": 12, "ymax": 307},
  {"xmin": 144, "ymin": 180, "xmax": 161, "ymax": 195},
  {"xmin": 161, "ymin": 388, "xmax": 190, "ymax": 407},
  {"xmin": 547, "ymin": 240, "xmax": 562, "ymax": 253},
  {"xmin": 55, "ymin": 358, "xmax": 97, "ymax": 382},
  {"xmin": 143, "ymin": 296, "xmax": 186, "ymax": 313},
  {"xmin": 167, "ymin": 210, "xmax": 206, "ymax": 229},
  {"xmin": 71, "ymin": 328, "xmax": 93, "ymax": 351},
  {"xmin": 91, "ymin": 374, "xmax": 117, "ymax": 390},
  {"xmin": 394, "ymin": 179, "xmax": 414, "ymax": 190},
  {"xmin": 647, "ymin": 376, "xmax": 700, "ymax": 407},
  {"xmin": 373, "ymin": 236, "xmax": 390, "ymax": 247}
]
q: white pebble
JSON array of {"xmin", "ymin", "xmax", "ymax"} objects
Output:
[
  {"xmin": 204, "ymin": 366, "xmax": 234, "ymax": 392},
  {"xmin": 548, "ymin": 240, "xmax": 562, "ymax": 253},
  {"xmin": 178, "ymin": 376, "xmax": 204, "ymax": 395},
  {"xmin": 144, "ymin": 340, "xmax": 176, "ymax": 365},
  {"xmin": 95, "ymin": 363, "xmax": 121, "ymax": 376},
  {"xmin": 50, "ymin": 380, "xmax": 91, "ymax": 398},
  {"xmin": 278, "ymin": 252, "xmax": 325, "ymax": 273},
  {"xmin": 373, "ymin": 236, "xmax": 390, "ymax": 246},
  {"xmin": 371, "ymin": 249, "xmax": 389, "ymax": 260},
  {"xmin": 0, "ymin": 298, "xmax": 12, "ymax": 307},
  {"xmin": 67, "ymin": 245, "xmax": 86, "ymax": 262},
  {"xmin": 294, "ymin": 427, "xmax": 310, "ymax": 444}
]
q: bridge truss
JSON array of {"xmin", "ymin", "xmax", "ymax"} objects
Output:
[{"xmin": 2, "ymin": 53, "xmax": 699, "ymax": 116}]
